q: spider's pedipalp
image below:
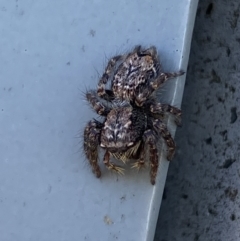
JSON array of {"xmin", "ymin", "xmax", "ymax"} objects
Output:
[
  {"xmin": 103, "ymin": 151, "xmax": 125, "ymax": 175},
  {"xmin": 131, "ymin": 141, "xmax": 146, "ymax": 170},
  {"xmin": 83, "ymin": 119, "xmax": 103, "ymax": 177}
]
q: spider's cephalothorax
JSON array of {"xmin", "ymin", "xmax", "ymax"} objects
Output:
[{"xmin": 83, "ymin": 45, "xmax": 185, "ymax": 185}]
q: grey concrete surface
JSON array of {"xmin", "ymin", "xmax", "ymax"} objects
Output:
[
  {"xmin": 154, "ymin": 0, "xmax": 240, "ymax": 241},
  {"xmin": 0, "ymin": 1, "xmax": 197, "ymax": 241}
]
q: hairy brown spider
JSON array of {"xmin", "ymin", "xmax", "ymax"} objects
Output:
[{"xmin": 83, "ymin": 45, "xmax": 184, "ymax": 185}]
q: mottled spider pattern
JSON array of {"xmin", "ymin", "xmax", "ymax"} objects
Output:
[{"xmin": 83, "ymin": 45, "xmax": 184, "ymax": 185}]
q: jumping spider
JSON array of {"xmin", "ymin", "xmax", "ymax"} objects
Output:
[{"xmin": 83, "ymin": 45, "xmax": 184, "ymax": 185}]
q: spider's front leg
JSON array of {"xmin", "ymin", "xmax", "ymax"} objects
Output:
[
  {"xmin": 150, "ymin": 102, "xmax": 182, "ymax": 126},
  {"xmin": 143, "ymin": 130, "xmax": 159, "ymax": 185},
  {"xmin": 97, "ymin": 54, "xmax": 125, "ymax": 99},
  {"xmin": 83, "ymin": 120, "xmax": 103, "ymax": 178},
  {"xmin": 153, "ymin": 119, "xmax": 176, "ymax": 161}
]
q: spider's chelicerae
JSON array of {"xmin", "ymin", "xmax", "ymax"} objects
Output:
[{"xmin": 83, "ymin": 45, "xmax": 184, "ymax": 185}]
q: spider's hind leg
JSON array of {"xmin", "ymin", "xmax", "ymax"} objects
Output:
[
  {"xmin": 135, "ymin": 71, "xmax": 184, "ymax": 106},
  {"xmin": 97, "ymin": 54, "xmax": 126, "ymax": 99},
  {"xmin": 131, "ymin": 143, "xmax": 146, "ymax": 171},
  {"xmin": 150, "ymin": 71, "xmax": 185, "ymax": 91}
]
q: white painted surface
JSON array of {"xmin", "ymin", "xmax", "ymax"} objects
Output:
[{"xmin": 0, "ymin": 1, "xmax": 198, "ymax": 240}]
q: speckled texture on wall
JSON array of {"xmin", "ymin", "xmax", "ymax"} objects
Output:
[{"xmin": 154, "ymin": 0, "xmax": 240, "ymax": 240}]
